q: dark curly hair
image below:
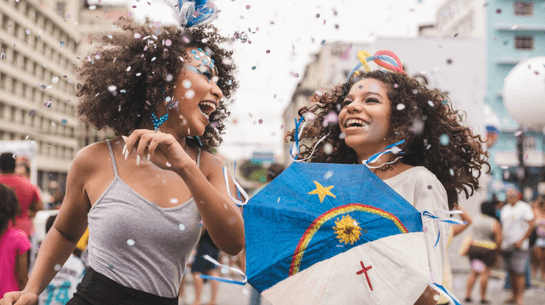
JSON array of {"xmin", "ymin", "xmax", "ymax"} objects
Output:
[
  {"xmin": 76, "ymin": 18, "xmax": 238, "ymax": 150},
  {"xmin": 0, "ymin": 184, "xmax": 21, "ymax": 230},
  {"xmin": 286, "ymin": 71, "xmax": 489, "ymax": 209}
]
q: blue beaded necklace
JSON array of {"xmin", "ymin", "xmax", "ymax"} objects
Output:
[{"xmin": 151, "ymin": 107, "xmax": 169, "ymax": 130}]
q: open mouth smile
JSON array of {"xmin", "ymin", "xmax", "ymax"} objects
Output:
[
  {"xmin": 198, "ymin": 100, "xmax": 217, "ymax": 120},
  {"xmin": 344, "ymin": 118, "xmax": 369, "ymax": 129}
]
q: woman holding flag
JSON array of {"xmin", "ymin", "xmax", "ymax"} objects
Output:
[{"xmin": 286, "ymin": 51, "xmax": 489, "ymax": 304}]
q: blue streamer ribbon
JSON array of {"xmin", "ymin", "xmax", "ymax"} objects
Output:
[
  {"xmin": 422, "ymin": 210, "xmax": 466, "ymax": 247},
  {"xmin": 290, "ymin": 117, "xmax": 305, "ymax": 160},
  {"xmin": 364, "ymin": 140, "xmax": 405, "ymax": 165},
  {"xmin": 198, "ymin": 254, "xmax": 247, "ymax": 285},
  {"xmin": 429, "ymin": 282, "xmax": 462, "ymax": 305}
]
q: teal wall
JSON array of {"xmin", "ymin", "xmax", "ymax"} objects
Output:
[{"xmin": 486, "ymin": 0, "xmax": 545, "ymax": 197}]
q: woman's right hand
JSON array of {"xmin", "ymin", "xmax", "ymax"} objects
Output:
[{"xmin": 0, "ymin": 291, "xmax": 38, "ymax": 305}]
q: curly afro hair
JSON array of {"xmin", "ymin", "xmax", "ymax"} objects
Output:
[
  {"xmin": 76, "ymin": 18, "xmax": 238, "ymax": 150},
  {"xmin": 286, "ymin": 70, "xmax": 490, "ymax": 210},
  {"xmin": 0, "ymin": 184, "xmax": 20, "ymax": 230}
]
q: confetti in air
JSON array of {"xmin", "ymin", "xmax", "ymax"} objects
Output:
[
  {"xmin": 185, "ymin": 89, "xmax": 195, "ymax": 98},
  {"xmin": 439, "ymin": 134, "xmax": 449, "ymax": 146},
  {"xmin": 324, "ymin": 143, "xmax": 333, "ymax": 155}
]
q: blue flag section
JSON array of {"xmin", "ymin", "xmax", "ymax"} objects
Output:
[{"xmin": 244, "ymin": 162, "xmax": 424, "ymax": 293}]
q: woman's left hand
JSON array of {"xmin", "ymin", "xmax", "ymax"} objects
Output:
[{"xmin": 122, "ymin": 129, "xmax": 193, "ymax": 171}]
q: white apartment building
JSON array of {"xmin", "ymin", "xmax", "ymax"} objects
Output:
[
  {"xmin": 0, "ymin": 0, "xmax": 124, "ymax": 190},
  {"xmin": 420, "ymin": 0, "xmax": 486, "ymax": 38}
]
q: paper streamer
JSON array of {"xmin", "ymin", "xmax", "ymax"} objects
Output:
[
  {"xmin": 364, "ymin": 140, "xmax": 405, "ymax": 165},
  {"xmin": 290, "ymin": 117, "xmax": 306, "ymax": 160},
  {"xmin": 223, "ymin": 166, "xmax": 249, "ymax": 207},
  {"xmin": 429, "ymin": 282, "xmax": 462, "ymax": 305},
  {"xmin": 346, "ymin": 50, "xmax": 406, "ymax": 82},
  {"xmin": 422, "ymin": 210, "xmax": 467, "ymax": 247},
  {"xmin": 357, "ymin": 50, "xmax": 372, "ymax": 72},
  {"xmin": 199, "ymin": 254, "xmax": 247, "ymax": 285},
  {"xmin": 373, "ymin": 50, "xmax": 405, "ymax": 74}
]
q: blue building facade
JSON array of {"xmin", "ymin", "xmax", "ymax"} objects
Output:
[{"xmin": 485, "ymin": 1, "xmax": 545, "ymax": 198}]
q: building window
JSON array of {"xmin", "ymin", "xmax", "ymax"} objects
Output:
[
  {"xmin": 514, "ymin": 2, "xmax": 533, "ymax": 16},
  {"xmin": 523, "ymin": 136, "xmax": 536, "ymax": 152},
  {"xmin": 57, "ymin": 2, "xmax": 65, "ymax": 16},
  {"xmin": 515, "ymin": 36, "xmax": 534, "ymax": 50}
]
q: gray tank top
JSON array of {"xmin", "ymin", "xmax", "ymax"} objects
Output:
[
  {"xmin": 471, "ymin": 215, "xmax": 497, "ymax": 243},
  {"xmin": 87, "ymin": 140, "xmax": 202, "ymax": 298}
]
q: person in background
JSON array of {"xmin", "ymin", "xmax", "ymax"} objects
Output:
[
  {"xmin": 501, "ymin": 189, "xmax": 535, "ymax": 305},
  {"xmin": 532, "ymin": 196, "xmax": 545, "ymax": 282},
  {"xmin": 0, "ymin": 153, "xmax": 43, "ymax": 239},
  {"xmin": 15, "ymin": 162, "xmax": 31, "ymax": 180},
  {"xmin": 190, "ymin": 226, "xmax": 220, "ymax": 305},
  {"xmin": 0, "ymin": 184, "xmax": 31, "ymax": 297},
  {"xmin": 43, "ymin": 182, "xmax": 64, "ymax": 211},
  {"xmin": 15, "ymin": 160, "xmax": 47, "ymax": 210},
  {"xmin": 437, "ymin": 206, "xmax": 472, "ymax": 305},
  {"xmin": 38, "ymin": 215, "xmax": 85, "ymax": 305},
  {"xmin": 463, "ymin": 201, "xmax": 502, "ymax": 304}
]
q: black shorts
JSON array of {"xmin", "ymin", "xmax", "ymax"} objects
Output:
[
  {"xmin": 67, "ymin": 267, "xmax": 178, "ymax": 305},
  {"xmin": 467, "ymin": 245, "xmax": 497, "ymax": 267}
]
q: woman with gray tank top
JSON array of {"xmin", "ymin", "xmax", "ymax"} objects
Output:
[
  {"xmin": 0, "ymin": 15, "xmax": 244, "ymax": 305},
  {"xmin": 464, "ymin": 201, "xmax": 502, "ymax": 304}
]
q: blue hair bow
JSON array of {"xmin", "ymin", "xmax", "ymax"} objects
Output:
[{"xmin": 178, "ymin": 0, "xmax": 217, "ymax": 27}]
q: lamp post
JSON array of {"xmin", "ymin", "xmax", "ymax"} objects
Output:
[{"xmin": 503, "ymin": 56, "xmax": 545, "ymax": 196}]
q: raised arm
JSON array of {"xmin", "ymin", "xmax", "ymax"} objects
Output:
[
  {"xmin": 0, "ymin": 147, "xmax": 93, "ymax": 305},
  {"xmin": 125, "ymin": 130, "xmax": 245, "ymax": 256}
]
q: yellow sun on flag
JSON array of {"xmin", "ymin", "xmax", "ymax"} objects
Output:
[{"xmin": 333, "ymin": 215, "xmax": 362, "ymax": 245}]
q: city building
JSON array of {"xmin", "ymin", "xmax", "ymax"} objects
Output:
[
  {"xmin": 484, "ymin": 0, "xmax": 545, "ymax": 199},
  {"xmin": 0, "ymin": 0, "xmax": 125, "ymax": 191},
  {"xmin": 0, "ymin": 0, "xmax": 81, "ymax": 189},
  {"xmin": 420, "ymin": 0, "xmax": 486, "ymax": 38},
  {"xmin": 283, "ymin": 38, "xmax": 486, "ymax": 166}
]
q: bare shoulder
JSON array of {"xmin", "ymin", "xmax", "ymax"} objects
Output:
[
  {"xmin": 198, "ymin": 150, "xmax": 226, "ymax": 174},
  {"xmin": 71, "ymin": 141, "xmax": 111, "ymax": 174}
]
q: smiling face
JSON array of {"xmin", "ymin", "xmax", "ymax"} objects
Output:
[
  {"xmin": 164, "ymin": 47, "xmax": 223, "ymax": 137},
  {"xmin": 338, "ymin": 78, "xmax": 393, "ymax": 159}
]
